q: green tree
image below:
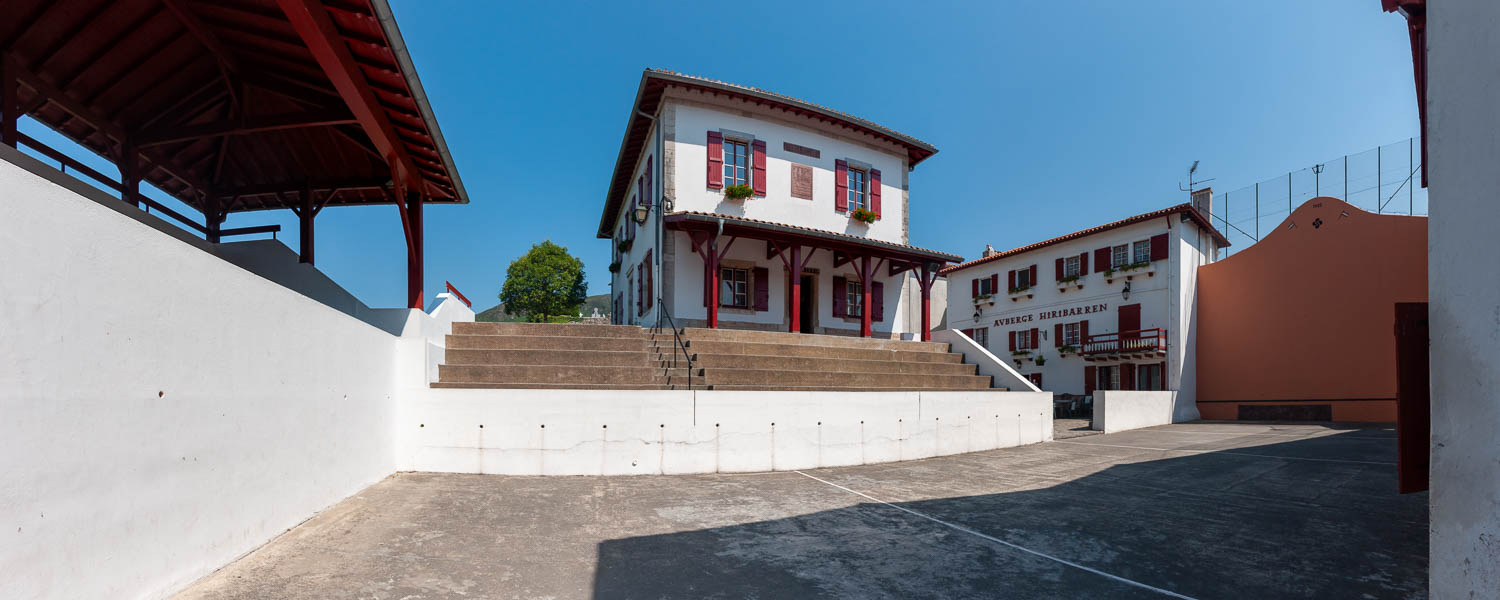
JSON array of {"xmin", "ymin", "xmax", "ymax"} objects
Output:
[{"xmin": 498, "ymin": 240, "xmax": 589, "ymax": 322}]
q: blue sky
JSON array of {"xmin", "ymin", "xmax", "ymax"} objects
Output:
[{"xmin": 22, "ymin": 1, "xmax": 1419, "ymax": 309}]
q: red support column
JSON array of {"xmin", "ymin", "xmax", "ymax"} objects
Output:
[
  {"xmin": 120, "ymin": 138, "xmax": 139, "ymax": 207},
  {"xmin": 406, "ymin": 192, "xmax": 424, "ymax": 310},
  {"xmin": 1, "ymin": 53, "xmax": 17, "ymax": 148},
  {"xmin": 920, "ymin": 263, "xmax": 933, "ymax": 342},
  {"xmin": 298, "ymin": 182, "xmax": 315, "ymax": 264},
  {"xmin": 707, "ymin": 239, "xmax": 719, "ymax": 328},
  {"xmin": 788, "ymin": 245, "xmax": 801, "ymax": 333},
  {"xmin": 860, "ymin": 255, "xmax": 872, "ymax": 338}
]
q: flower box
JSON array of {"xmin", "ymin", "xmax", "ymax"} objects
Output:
[
  {"xmin": 1007, "ymin": 285, "xmax": 1034, "ymax": 301},
  {"xmin": 723, "ymin": 184, "xmax": 754, "ymax": 201},
  {"xmin": 1104, "ymin": 261, "xmax": 1154, "ymax": 283}
]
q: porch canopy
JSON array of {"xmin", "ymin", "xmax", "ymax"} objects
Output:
[
  {"xmin": 664, "ymin": 211, "xmax": 961, "ymax": 340},
  {"xmin": 0, "ymin": 0, "xmax": 466, "ymax": 308}
]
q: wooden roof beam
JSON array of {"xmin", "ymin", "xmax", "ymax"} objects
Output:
[{"xmin": 136, "ymin": 109, "xmax": 356, "ymax": 147}]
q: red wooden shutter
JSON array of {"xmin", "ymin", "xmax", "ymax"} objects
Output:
[
  {"xmin": 706, "ymin": 131, "xmax": 723, "ymax": 189},
  {"xmin": 752, "ymin": 140, "xmax": 767, "ymax": 196},
  {"xmin": 753, "ymin": 266, "xmax": 769, "ymax": 311},
  {"xmin": 870, "ymin": 168, "xmax": 882, "ymax": 218},
  {"xmin": 1079, "ymin": 252, "xmax": 1089, "ymax": 275},
  {"xmin": 636, "ymin": 263, "xmax": 644, "ymax": 316},
  {"xmin": 1094, "ymin": 247, "xmax": 1110, "ymax": 272},
  {"xmin": 1007, "ymin": 270, "xmax": 1016, "ymax": 291},
  {"xmin": 832, "ymin": 276, "xmax": 846, "ymax": 317},
  {"xmin": 1054, "ymin": 323, "xmax": 1063, "ymax": 347},
  {"xmin": 1084, "ymin": 366, "xmax": 1097, "ymax": 394},
  {"xmin": 1030, "ymin": 327, "xmax": 1039, "ymax": 349},
  {"xmin": 989, "ymin": 273, "xmax": 999, "ymax": 294},
  {"xmin": 645, "ymin": 156, "xmax": 653, "ymax": 206},
  {"xmin": 645, "ymin": 250, "xmax": 654, "ymax": 310},
  {"xmin": 1122, "ymin": 363, "xmax": 1136, "ymax": 390},
  {"xmin": 1029, "ymin": 264, "xmax": 1038, "ymax": 286},
  {"xmin": 1080, "ymin": 320, "xmax": 1089, "ymax": 343},
  {"xmin": 971, "ymin": 278, "xmax": 979, "ymax": 298},
  {"xmin": 1008, "ymin": 330, "xmax": 1016, "ymax": 351},
  {"xmin": 1055, "ymin": 258, "xmax": 1064, "ymax": 281},
  {"xmin": 626, "ymin": 194, "xmax": 636, "ymax": 240},
  {"xmin": 871, "ymin": 281, "xmax": 884, "ymax": 321},
  {"xmin": 1157, "ymin": 361, "xmax": 1167, "ymax": 390},
  {"xmin": 834, "ymin": 160, "xmax": 848, "ymax": 212},
  {"xmin": 1150, "ymin": 233, "xmax": 1169, "ymax": 261}
]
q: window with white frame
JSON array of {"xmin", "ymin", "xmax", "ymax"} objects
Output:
[
  {"xmin": 1111, "ymin": 244, "xmax": 1129, "ymax": 268},
  {"xmin": 719, "ymin": 267, "xmax": 749, "ymax": 308},
  {"xmin": 723, "ymin": 139, "xmax": 749, "ymax": 188},
  {"xmin": 972, "ymin": 327, "xmax": 989, "ymax": 349},
  {"xmin": 1064, "ymin": 255, "xmax": 1080, "ymax": 278},
  {"xmin": 845, "ymin": 278, "xmax": 864, "ymax": 316},
  {"xmin": 847, "ymin": 167, "xmax": 868, "ymax": 211},
  {"xmin": 1062, "ymin": 322, "xmax": 1080, "ymax": 346},
  {"xmin": 1132, "ymin": 240, "xmax": 1151, "ymax": 264},
  {"xmin": 1016, "ymin": 329, "xmax": 1034, "ymax": 351}
]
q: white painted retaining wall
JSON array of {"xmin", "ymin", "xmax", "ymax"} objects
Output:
[
  {"xmin": 397, "ymin": 389, "xmax": 1054, "ymax": 475},
  {"xmin": 932, "ymin": 329, "xmax": 1042, "ymax": 392},
  {"xmin": 0, "ymin": 148, "xmax": 401, "ymax": 600},
  {"xmin": 1091, "ymin": 391, "xmax": 1177, "ymax": 434}
]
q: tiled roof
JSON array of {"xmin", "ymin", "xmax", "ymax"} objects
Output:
[
  {"xmin": 665, "ymin": 211, "xmax": 963, "ymax": 263},
  {"xmin": 939, "ymin": 203, "xmax": 1231, "ymax": 276}
]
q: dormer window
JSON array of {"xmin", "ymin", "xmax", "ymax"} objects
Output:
[{"xmin": 723, "ymin": 139, "xmax": 749, "ymax": 188}]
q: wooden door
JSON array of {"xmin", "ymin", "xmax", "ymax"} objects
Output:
[{"xmin": 1394, "ymin": 302, "xmax": 1429, "ymax": 494}]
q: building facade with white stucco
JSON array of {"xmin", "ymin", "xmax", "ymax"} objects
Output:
[
  {"xmin": 941, "ymin": 194, "xmax": 1226, "ymax": 414},
  {"xmin": 599, "ymin": 70, "xmax": 959, "ymax": 339}
]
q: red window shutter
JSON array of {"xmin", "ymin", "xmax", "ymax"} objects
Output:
[
  {"xmin": 1094, "ymin": 247, "xmax": 1110, "ymax": 272},
  {"xmin": 1084, "ymin": 366, "xmax": 1096, "ymax": 394},
  {"xmin": 1008, "ymin": 330, "xmax": 1016, "ymax": 351},
  {"xmin": 636, "ymin": 263, "xmax": 643, "ymax": 316},
  {"xmin": 872, "ymin": 281, "xmax": 884, "ymax": 322},
  {"xmin": 1054, "ymin": 323, "xmax": 1063, "ymax": 347},
  {"xmin": 645, "ymin": 250, "xmax": 654, "ymax": 310},
  {"xmin": 1007, "ymin": 270, "xmax": 1016, "ymax": 291},
  {"xmin": 1079, "ymin": 252, "xmax": 1089, "ymax": 275},
  {"xmin": 626, "ymin": 194, "xmax": 636, "ymax": 240},
  {"xmin": 1122, "ymin": 363, "xmax": 1136, "ymax": 390},
  {"xmin": 1030, "ymin": 327, "xmax": 1039, "ymax": 349},
  {"xmin": 1157, "ymin": 361, "xmax": 1167, "ymax": 390},
  {"xmin": 971, "ymin": 278, "xmax": 979, "ymax": 298},
  {"xmin": 645, "ymin": 156, "xmax": 653, "ymax": 206},
  {"xmin": 1150, "ymin": 233, "xmax": 1169, "ymax": 261},
  {"xmin": 1080, "ymin": 320, "xmax": 1089, "ymax": 342},
  {"xmin": 990, "ymin": 273, "xmax": 999, "ymax": 294},
  {"xmin": 753, "ymin": 266, "xmax": 770, "ymax": 311},
  {"xmin": 706, "ymin": 131, "xmax": 723, "ymax": 190},
  {"xmin": 870, "ymin": 168, "xmax": 882, "ymax": 218},
  {"xmin": 1055, "ymin": 258, "xmax": 1064, "ymax": 281},
  {"xmin": 752, "ymin": 140, "xmax": 767, "ymax": 196},
  {"xmin": 834, "ymin": 159, "xmax": 848, "ymax": 212},
  {"xmin": 832, "ymin": 276, "xmax": 846, "ymax": 317},
  {"xmin": 1029, "ymin": 264, "xmax": 1038, "ymax": 286}
]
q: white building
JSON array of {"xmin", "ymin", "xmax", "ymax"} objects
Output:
[
  {"xmin": 598, "ymin": 70, "xmax": 959, "ymax": 339},
  {"xmin": 941, "ymin": 194, "xmax": 1227, "ymax": 406}
]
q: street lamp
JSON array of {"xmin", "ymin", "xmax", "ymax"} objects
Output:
[{"xmin": 1121, "ymin": 281, "xmax": 1131, "ymax": 301}]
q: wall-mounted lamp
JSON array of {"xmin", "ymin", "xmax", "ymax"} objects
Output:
[
  {"xmin": 1121, "ymin": 281, "xmax": 1131, "ymax": 301},
  {"xmin": 634, "ymin": 194, "xmax": 672, "ymax": 225}
]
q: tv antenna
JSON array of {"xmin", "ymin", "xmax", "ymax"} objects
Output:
[{"xmin": 1178, "ymin": 160, "xmax": 1215, "ymax": 193}]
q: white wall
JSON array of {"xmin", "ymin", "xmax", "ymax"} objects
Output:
[
  {"xmin": 0, "ymin": 148, "xmax": 401, "ymax": 600},
  {"xmin": 397, "ymin": 388, "xmax": 1053, "ymax": 475},
  {"xmin": 667, "ymin": 91, "xmax": 911, "ymax": 245},
  {"xmin": 1427, "ymin": 2, "xmax": 1500, "ymax": 596},
  {"xmin": 1091, "ymin": 391, "xmax": 1178, "ymax": 434}
]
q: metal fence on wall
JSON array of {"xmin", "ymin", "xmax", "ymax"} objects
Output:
[{"xmin": 1210, "ymin": 137, "xmax": 1426, "ymax": 257}]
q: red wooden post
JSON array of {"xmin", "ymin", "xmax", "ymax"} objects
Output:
[
  {"xmin": 789, "ymin": 245, "xmax": 802, "ymax": 333},
  {"xmin": 120, "ymin": 138, "xmax": 139, "ymax": 207},
  {"xmin": 298, "ymin": 182, "xmax": 315, "ymax": 264},
  {"xmin": 707, "ymin": 239, "xmax": 719, "ymax": 328},
  {"xmin": 0, "ymin": 53, "xmax": 17, "ymax": 148},
  {"xmin": 860, "ymin": 255, "xmax": 872, "ymax": 337},
  {"xmin": 406, "ymin": 192, "xmax": 423, "ymax": 310},
  {"xmin": 920, "ymin": 263, "xmax": 933, "ymax": 342}
]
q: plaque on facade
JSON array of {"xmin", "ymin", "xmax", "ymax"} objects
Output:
[
  {"xmin": 783, "ymin": 142, "xmax": 821, "ymax": 159},
  {"xmin": 790, "ymin": 164, "xmax": 814, "ymax": 200}
]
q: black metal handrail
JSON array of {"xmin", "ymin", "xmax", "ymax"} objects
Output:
[{"xmin": 654, "ymin": 304, "xmax": 693, "ymax": 390}]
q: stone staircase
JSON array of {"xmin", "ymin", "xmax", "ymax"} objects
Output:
[{"xmin": 434, "ymin": 323, "xmax": 998, "ymax": 391}]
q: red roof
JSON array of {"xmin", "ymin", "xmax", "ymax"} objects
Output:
[
  {"xmin": 665, "ymin": 211, "xmax": 961, "ymax": 264},
  {"xmin": 940, "ymin": 203, "xmax": 1230, "ymax": 276},
  {"xmin": 597, "ymin": 69, "xmax": 939, "ymax": 238}
]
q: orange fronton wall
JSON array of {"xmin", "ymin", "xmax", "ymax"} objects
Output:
[{"xmin": 1196, "ymin": 197, "xmax": 1427, "ymax": 422}]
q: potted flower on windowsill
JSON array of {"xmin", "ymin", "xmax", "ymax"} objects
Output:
[
  {"xmin": 1058, "ymin": 344, "xmax": 1079, "ymax": 357},
  {"xmin": 850, "ymin": 207, "xmax": 878, "ymax": 224},
  {"xmin": 1034, "ymin": 353, "xmax": 1047, "ymax": 366},
  {"xmin": 723, "ymin": 184, "xmax": 754, "ymax": 201},
  {"xmin": 617, "ymin": 238, "xmax": 632, "ymax": 253},
  {"xmin": 973, "ymin": 293, "xmax": 995, "ymax": 307},
  {"xmin": 1056, "ymin": 274, "xmax": 1081, "ymax": 292},
  {"xmin": 1008, "ymin": 284, "xmax": 1034, "ymax": 301},
  {"xmin": 608, "ymin": 261, "xmax": 621, "ymax": 273}
]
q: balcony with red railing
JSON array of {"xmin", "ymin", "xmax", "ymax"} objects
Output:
[{"xmin": 1082, "ymin": 328, "xmax": 1167, "ymax": 360}]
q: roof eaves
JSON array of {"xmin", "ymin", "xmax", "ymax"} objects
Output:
[{"xmin": 370, "ymin": 0, "xmax": 468, "ymax": 205}]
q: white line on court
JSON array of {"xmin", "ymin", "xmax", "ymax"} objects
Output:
[
  {"xmin": 1051, "ymin": 440, "xmax": 1397, "ymax": 466},
  {"xmin": 793, "ymin": 470, "xmax": 1199, "ymax": 600},
  {"xmin": 1135, "ymin": 428, "xmax": 1394, "ymax": 440}
]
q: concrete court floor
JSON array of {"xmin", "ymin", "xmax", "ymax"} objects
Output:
[{"xmin": 175, "ymin": 422, "xmax": 1427, "ymax": 599}]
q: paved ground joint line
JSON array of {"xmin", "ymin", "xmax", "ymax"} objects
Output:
[
  {"xmin": 1051, "ymin": 440, "xmax": 1397, "ymax": 465},
  {"xmin": 793, "ymin": 470, "xmax": 1198, "ymax": 600}
]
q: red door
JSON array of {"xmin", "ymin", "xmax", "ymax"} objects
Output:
[{"xmin": 1394, "ymin": 302, "xmax": 1429, "ymax": 494}]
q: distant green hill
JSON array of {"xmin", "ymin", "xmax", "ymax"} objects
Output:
[{"xmin": 476, "ymin": 293, "xmax": 610, "ymax": 323}]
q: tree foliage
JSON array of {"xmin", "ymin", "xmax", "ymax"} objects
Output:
[{"xmin": 498, "ymin": 240, "xmax": 589, "ymax": 322}]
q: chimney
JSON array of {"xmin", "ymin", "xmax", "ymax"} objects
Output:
[
  {"xmin": 981, "ymin": 244, "xmax": 996, "ymax": 258},
  {"xmin": 1191, "ymin": 187, "xmax": 1213, "ymax": 218}
]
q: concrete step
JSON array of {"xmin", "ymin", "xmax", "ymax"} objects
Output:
[
  {"xmin": 439, "ymin": 364, "xmax": 662, "ymax": 385},
  {"xmin": 704, "ymin": 385, "xmax": 1012, "ymax": 392},
  {"xmin": 659, "ymin": 353, "xmax": 979, "ymax": 376},
  {"xmin": 698, "ymin": 368, "xmax": 991, "ymax": 389},
  {"xmin": 452, "ymin": 322, "xmax": 646, "ymax": 338},
  {"xmin": 679, "ymin": 328, "xmax": 949, "ymax": 352},
  {"xmin": 430, "ymin": 382, "xmax": 667, "ymax": 390},
  {"xmin": 649, "ymin": 340, "xmax": 964, "ymax": 363},
  {"xmin": 445, "ymin": 348, "xmax": 650, "ymax": 367},
  {"xmin": 446, "ymin": 334, "xmax": 648, "ymax": 352}
]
